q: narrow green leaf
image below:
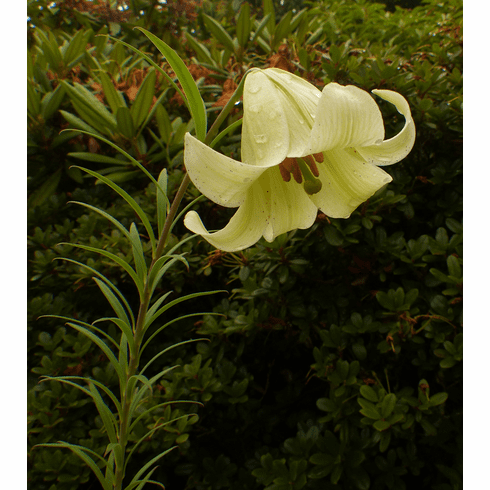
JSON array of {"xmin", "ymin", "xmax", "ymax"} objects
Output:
[
  {"xmin": 272, "ymin": 10, "xmax": 293, "ymax": 51},
  {"xmin": 202, "ymin": 14, "xmax": 237, "ymax": 53},
  {"xmin": 60, "ymin": 110, "xmax": 101, "ymax": 135},
  {"xmin": 251, "ymin": 13, "xmax": 272, "ymax": 43},
  {"xmin": 130, "ymin": 223, "xmax": 148, "ymax": 280},
  {"xmin": 40, "ymin": 375, "xmax": 121, "ymax": 416},
  {"xmin": 74, "ymin": 166, "xmax": 157, "ymax": 254},
  {"xmin": 54, "ymin": 256, "xmax": 135, "ymax": 328},
  {"xmin": 144, "ymin": 291, "xmax": 174, "ymax": 330},
  {"xmin": 236, "ymin": 2, "xmax": 251, "ymax": 50},
  {"xmin": 60, "ymin": 242, "xmax": 144, "ymax": 298},
  {"xmin": 35, "ymin": 29, "xmax": 62, "ymax": 72},
  {"xmin": 36, "ymin": 443, "xmax": 111, "ymax": 490},
  {"xmin": 148, "ymin": 255, "xmax": 189, "ymax": 297},
  {"xmin": 66, "ymin": 321, "xmax": 124, "ymax": 381},
  {"xmin": 143, "ymin": 290, "xmax": 226, "ymax": 333},
  {"xmin": 41, "ymin": 83, "xmax": 66, "ymax": 120},
  {"xmin": 88, "ymin": 382, "xmax": 118, "ymax": 444},
  {"xmin": 156, "ymin": 169, "xmax": 169, "ymax": 238},
  {"xmin": 63, "ymin": 28, "xmax": 90, "ymax": 67},
  {"xmin": 61, "ymin": 80, "xmax": 117, "ymax": 130},
  {"xmin": 129, "ymin": 400, "xmax": 202, "ymax": 434},
  {"xmin": 124, "ymin": 468, "xmax": 163, "ymax": 490},
  {"xmin": 140, "ymin": 338, "xmax": 204, "ymax": 375},
  {"xmin": 262, "ymin": 0, "xmax": 275, "ymax": 37},
  {"xmin": 130, "ymin": 68, "xmax": 156, "ymax": 129},
  {"xmin": 155, "ymin": 104, "xmax": 172, "ymax": 144},
  {"xmin": 129, "ymin": 447, "xmax": 177, "ymax": 486},
  {"xmin": 184, "ymin": 31, "xmax": 215, "ymax": 66},
  {"xmin": 93, "ymin": 277, "xmax": 132, "ymax": 329},
  {"xmin": 65, "ymin": 129, "xmax": 158, "ymax": 185},
  {"xmin": 71, "ymin": 200, "xmax": 131, "ymax": 240},
  {"xmin": 39, "ymin": 314, "xmax": 120, "ymax": 351},
  {"xmin": 27, "ymin": 80, "xmax": 41, "ymax": 117},
  {"xmin": 95, "ymin": 317, "xmax": 136, "ymax": 359},
  {"xmin": 116, "ymin": 106, "xmax": 135, "ymax": 139},
  {"xmin": 210, "ymin": 118, "xmax": 243, "ymax": 149},
  {"xmin": 97, "ymin": 70, "xmax": 127, "ymax": 114},
  {"xmin": 135, "ymin": 28, "xmax": 207, "ymax": 141}
]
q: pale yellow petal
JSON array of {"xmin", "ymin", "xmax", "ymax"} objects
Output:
[
  {"xmin": 306, "ymin": 83, "xmax": 385, "ymax": 155},
  {"xmin": 242, "ymin": 68, "xmax": 322, "ymax": 163},
  {"xmin": 261, "ymin": 68, "xmax": 322, "ymax": 158},
  {"xmin": 356, "ymin": 89, "xmax": 416, "ymax": 166},
  {"xmin": 184, "ymin": 133, "xmax": 267, "ymax": 208},
  {"xmin": 183, "ymin": 182, "xmax": 271, "ymax": 252},
  {"xmin": 310, "ymin": 148, "xmax": 392, "ymax": 219},
  {"xmin": 241, "ymin": 70, "xmax": 290, "ymax": 166},
  {"xmin": 260, "ymin": 168, "xmax": 318, "ymax": 242}
]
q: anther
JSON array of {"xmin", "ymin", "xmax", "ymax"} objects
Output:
[
  {"xmin": 313, "ymin": 152, "xmax": 324, "ymax": 163},
  {"xmin": 303, "ymin": 155, "xmax": 320, "ymax": 177}
]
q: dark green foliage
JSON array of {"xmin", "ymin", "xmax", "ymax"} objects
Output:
[{"xmin": 28, "ymin": 0, "xmax": 462, "ymax": 488}]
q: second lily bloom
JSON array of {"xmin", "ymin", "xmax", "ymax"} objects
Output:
[{"xmin": 184, "ymin": 68, "xmax": 416, "ymax": 252}]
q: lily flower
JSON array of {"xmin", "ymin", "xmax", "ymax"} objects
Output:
[{"xmin": 183, "ymin": 68, "xmax": 415, "ymax": 252}]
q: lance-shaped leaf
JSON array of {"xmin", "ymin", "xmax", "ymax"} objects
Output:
[
  {"xmin": 61, "ymin": 81, "xmax": 117, "ymax": 133},
  {"xmin": 97, "ymin": 70, "xmax": 127, "ymax": 114},
  {"xmin": 135, "ymin": 27, "xmax": 207, "ymax": 142},
  {"xmin": 130, "ymin": 68, "xmax": 156, "ymax": 129},
  {"xmin": 130, "ymin": 223, "xmax": 148, "ymax": 281},
  {"xmin": 236, "ymin": 2, "xmax": 251, "ymax": 51},
  {"xmin": 202, "ymin": 14, "xmax": 237, "ymax": 53},
  {"xmin": 39, "ymin": 375, "xmax": 122, "ymax": 417},
  {"xmin": 59, "ymin": 242, "xmax": 144, "ymax": 299},
  {"xmin": 116, "ymin": 106, "xmax": 135, "ymax": 139},
  {"xmin": 35, "ymin": 443, "xmax": 111, "ymax": 490}
]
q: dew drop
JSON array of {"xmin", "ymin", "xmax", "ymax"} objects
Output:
[
  {"xmin": 268, "ymin": 108, "xmax": 280, "ymax": 120},
  {"xmin": 249, "ymin": 103, "xmax": 262, "ymax": 113},
  {"xmin": 248, "ymin": 84, "xmax": 261, "ymax": 94},
  {"xmin": 254, "ymin": 134, "xmax": 268, "ymax": 144}
]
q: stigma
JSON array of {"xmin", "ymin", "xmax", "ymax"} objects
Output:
[{"xmin": 278, "ymin": 153, "xmax": 323, "ymax": 195}]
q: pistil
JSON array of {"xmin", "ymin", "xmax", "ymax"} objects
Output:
[{"xmin": 278, "ymin": 153, "xmax": 323, "ymax": 195}]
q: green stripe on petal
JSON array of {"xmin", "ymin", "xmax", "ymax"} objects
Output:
[
  {"xmin": 356, "ymin": 89, "xmax": 416, "ymax": 166},
  {"xmin": 310, "ymin": 148, "xmax": 392, "ymax": 219},
  {"xmin": 307, "ymin": 83, "xmax": 385, "ymax": 155},
  {"xmin": 185, "ymin": 133, "xmax": 267, "ymax": 208},
  {"xmin": 183, "ymin": 183, "xmax": 270, "ymax": 252}
]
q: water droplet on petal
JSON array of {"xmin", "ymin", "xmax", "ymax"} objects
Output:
[
  {"xmin": 249, "ymin": 103, "xmax": 262, "ymax": 113},
  {"xmin": 254, "ymin": 134, "xmax": 268, "ymax": 144},
  {"xmin": 248, "ymin": 84, "xmax": 261, "ymax": 94},
  {"xmin": 268, "ymin": 108, "xmax": 280, "ymax": 120}
]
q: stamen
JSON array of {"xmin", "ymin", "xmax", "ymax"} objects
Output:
[
  {"xmin": 281, "ymin": 157, "xmax": 296, "ymax": 172},
  {"xmin": 291, "ymin": 161, "xmax": 302, "ymax": 184},
  {"xmin": 313, "ymin": 152, "xmax": 324, "ymax": 163},
  {"xmin": 297, "ymin": 159, "xmax": 323, "ymax": 195},
  {"xmin": 278, "ymin": 153, "xmax": 323, "ymax": 192},
  {"xmin": 279, "ymin": 163, "xmax": 291, "ymax": 182},
  {"xmin": 303, "ymin": 155, "xmax": 320, "ymax": 177}
]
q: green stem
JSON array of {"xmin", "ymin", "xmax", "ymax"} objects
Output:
[{"xmin": 112, "ymin": 73, "xmax": 248, "ymax": 489}]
